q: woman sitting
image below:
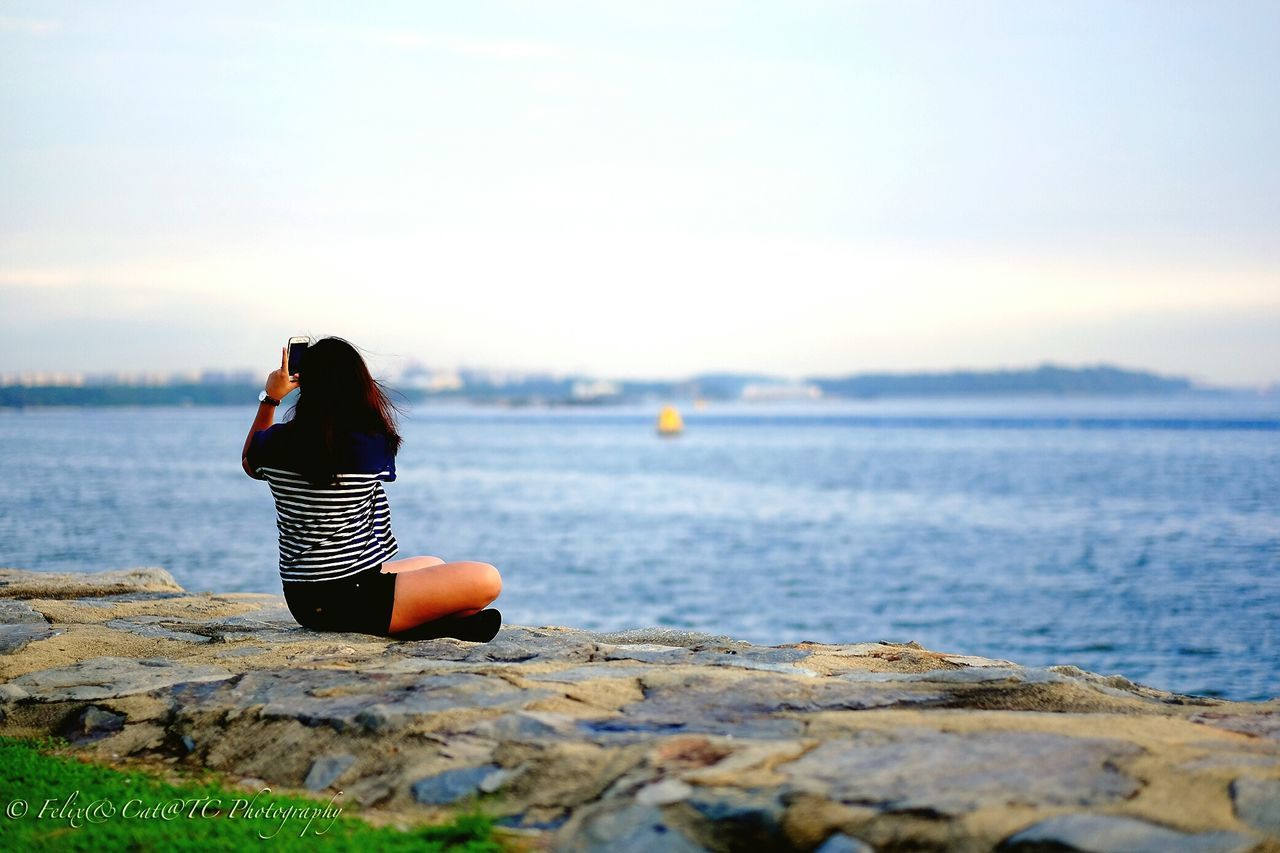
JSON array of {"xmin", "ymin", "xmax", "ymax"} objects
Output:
[{"xmin": 241, "ymin": 336, "xmax": 502, "ymax": 642}]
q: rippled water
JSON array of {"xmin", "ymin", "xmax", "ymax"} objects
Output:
[{"xmin": 1, "ymin": 396, "xmax": 1277, "ymax": 701}]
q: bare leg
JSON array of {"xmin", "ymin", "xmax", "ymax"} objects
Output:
[
  {"xmin": 380, "ymin": 556, "xmax": 445, "ymax": 574},
  {"xmin": 387, "ymin": 560, "xmax": 502, "ymax": 634}
]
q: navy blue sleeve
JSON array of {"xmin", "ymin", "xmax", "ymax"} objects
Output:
[
  {"xmin": 246, "ymin": 423, "xmax": 288, "ymax": 474},
  {"xmin": 375, "ymin": 435, "xmax": 397, "ymax": 482},
  {"xmin": 349, "ymin": 431, "xmax": 396, "ymax": 481}
]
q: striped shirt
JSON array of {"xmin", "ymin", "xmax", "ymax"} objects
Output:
[{"xmin": 247, "ymin": 424, "xmax": 399, "ymax": 583}]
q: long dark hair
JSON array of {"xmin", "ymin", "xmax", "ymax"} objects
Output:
[{"xmin": 284, "ymin": 337, "xmax": 403, "ymax": 486}]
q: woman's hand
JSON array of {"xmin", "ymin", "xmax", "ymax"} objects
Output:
[{"xmin": 265, "ymin": 346, "xmax": 299, "ymax": 401}]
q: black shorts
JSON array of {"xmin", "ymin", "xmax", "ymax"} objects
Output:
[{"xmin": 282, "ymin": 564, "xmax": 398, "ymax": 635}]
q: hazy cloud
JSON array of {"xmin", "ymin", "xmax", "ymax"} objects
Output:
[
  {"xmin": 3, "ymin": 2, "xmax": 1278, "ymax": 384},
  {"xmin": 0, "ymin": 17, "xmax": 61, "ymax": 35},
  {"xmin": 361, "ymin": 28, "xmax": 560, "ymax": 60}
]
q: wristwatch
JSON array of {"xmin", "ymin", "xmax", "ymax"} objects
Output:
[{"xmin": 258, "ymin": 390, "xmax": 281, "ymax": 406}]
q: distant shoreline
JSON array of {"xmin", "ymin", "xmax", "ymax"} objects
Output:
[
  {"xmin": 0, "ymin": 387, "xmax": 1270, "ymax": 410},
  {"xmin": 2, "ymin": 392, "xmax": 1277, "ymax": 433},
  {"xmin": 2, "ymin": 364, "xmax": 1269, "ymax": 409}
]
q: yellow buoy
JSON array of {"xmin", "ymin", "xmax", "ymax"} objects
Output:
[{"xmin": 656, "ymin": 404, "xmax": 684, "ymax": 436}]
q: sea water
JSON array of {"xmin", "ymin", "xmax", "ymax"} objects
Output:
[{"xmin": 1, "ymin": 395, "xmax": 1276, "ymax": 701}]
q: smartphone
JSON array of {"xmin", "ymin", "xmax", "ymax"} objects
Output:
[{"xmin": 287, "ymin": 336, "xmax": 310, "ymax": 376}]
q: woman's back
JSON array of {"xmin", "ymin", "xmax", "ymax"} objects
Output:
[{"xmin": 247, "ymin": 424, "xmax": 398, "ymax": 583}]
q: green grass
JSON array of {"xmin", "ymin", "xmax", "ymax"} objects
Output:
[{"xmin": 0, "ymin": 734, "xmax": 503, "ymax": 851}]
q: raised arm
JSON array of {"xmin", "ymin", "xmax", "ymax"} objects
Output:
[{"xmin": 241, "ymin": 346, "xmax": 299, "ymax": 479}]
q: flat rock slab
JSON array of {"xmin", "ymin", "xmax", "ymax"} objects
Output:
[
  {"xmin": 1001, "ymin": 813, "xmax": 1259, "ymax": 853},
  {"xmin": 576, "ymin": 669, "xmax": 949, "ymax": 742},
  {"xmin": 183, "ymin": 668, "xmax": 557, "ymax": 734},
  {"xmin": 411, "ymin": 763, "xmax": 504, "ymax": 805},
  {"xmin": 780, "ymin": 727, "xmax": 1143, "ymax": 815},
  {"xmin": 0, "ymin": 600, "xmax": 58, "ymax": 653},
  {"xmin": 1231, "ymin": 777, "xmax": 1280, "ymax": 836},
  {"xmin": 304, "ymin": 753, "xmax": 357, "ymax": 791},
  {"xmin": 8, "ymin": 656, "xmax": 235, "ymax": 702},
  {"xmin": 1, "ymin": 567, "xmax": 1278, "ymax": 852},
  {"xmin": 0, "ymin": 567, "xmax": 183, "ymax": 599}
]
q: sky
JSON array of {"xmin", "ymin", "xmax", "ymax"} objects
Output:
[{"xmin": 1, "ymin": 1, "xmax": 1278, "ymax": 386}]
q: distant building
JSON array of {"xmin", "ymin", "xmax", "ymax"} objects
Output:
[
  {"xmin": 399, "ymin": 362, "xmax": 465, "ymax": 392},
  {"xmin": 87, "ymin": 371, "xmax": 173, "ymax": 386},
  {"xmin": 741, "ymin": 382, "xmax": 823, "ymax": 401},
  {"xmin": 199, "ymin": 369, "xmax": 257, "ymax": 385},
  {"xmin": 461, "ymin": 367, "xmax": 559, "ymax": 387},
  {"xmin": 571, "ymin": 379, "xmax": 621, "ymax": 401},
  {"xmin": 0, "ymin": 371, "xmax": 86, "ymax": 387},
  {"xmin": 422, "ymin": 370, "xmax": 464, "ymax": 392}
]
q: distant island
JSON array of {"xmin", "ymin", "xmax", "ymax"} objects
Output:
[
  {"xmin": 0, "ymin": 363, "xmax": 1226, "ymax": 408},
  {"xmin": 806, "ymin": 364, "xmax": 1194, "ymax": 398}
]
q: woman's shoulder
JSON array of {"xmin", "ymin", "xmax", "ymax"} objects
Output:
[
  {"xmin": 346, "ymin": 429, "xmax": 397, "ymax": 476},
  {"xmin": 247, "ymin": 422, "xmax": 293, "ymax": 466},
  {"xmin": 349, "ymin": 428, "xmax": 394, "ymax": 452}
]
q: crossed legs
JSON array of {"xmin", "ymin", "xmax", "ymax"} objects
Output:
[{"xmin": 380, "ymin": 556, "xmax": 503, "ymax": 634}]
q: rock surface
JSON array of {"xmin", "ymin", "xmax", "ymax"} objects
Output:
[{"xmin": 0, "ymin": 567, "xmax": 1277, "ymax": 852}]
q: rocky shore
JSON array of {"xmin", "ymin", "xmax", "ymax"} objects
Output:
[{"xmin": 1, "ymin": 566, "xmax": 1277, "ymax": 852}]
